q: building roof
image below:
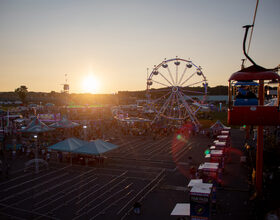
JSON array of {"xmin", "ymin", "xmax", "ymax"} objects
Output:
[{"xmin": 229, "ymin": 65, "xmax": 280, "ymax": 81}]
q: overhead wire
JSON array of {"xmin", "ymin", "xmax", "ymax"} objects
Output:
[{"xmin": 245, "ymin": 0, "xmax": 259, "ymax": 64}]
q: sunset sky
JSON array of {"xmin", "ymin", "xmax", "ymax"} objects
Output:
[{"xmin": 0, "ymin": 0, "xmax": 279, "ymax": 94}]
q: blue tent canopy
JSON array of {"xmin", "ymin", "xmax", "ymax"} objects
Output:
[
  {"xmin": 45, "ymin": 103, "xmax": 55, "ymax": 106},
  {"xmin": 49, "ymin": 116, "xmax": 80, "ymax": 129},
  {"xmin": 48, "ymin": 138, "xmax": 88, "ymax": 152},
  {"xmin": 72, "ymin": 139, "xmax": 119, "ymax": 155},
  {"xmin": 6, "ymin": 144, "xmax": 22, "ymax": 150},
  {"xmin": 48, "ymin": 138, "xmax": 119, "ymax": 155}
]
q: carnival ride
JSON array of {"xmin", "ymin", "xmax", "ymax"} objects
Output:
[
  {"xmin": 146, "ymin": 57, "xmax": 208, "ymax": 128},
  {"xmin": 228, "ymin": 65, "xmax": 280, "ymax": 125},
  {"xmin": 227, "ymin": 24, "xmax": 280, "ymax": 196}
]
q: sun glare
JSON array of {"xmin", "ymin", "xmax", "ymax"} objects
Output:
[{"xmin": 82, "ymin": 75, "xmax": 100, "ymax": 93}]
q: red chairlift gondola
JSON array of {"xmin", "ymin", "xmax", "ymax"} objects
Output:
[{"xmin": 228, "ymin": 26, "xmax": 280, "ymax": 126}]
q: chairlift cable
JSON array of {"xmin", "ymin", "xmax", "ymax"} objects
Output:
[{"xmin": 246, "ymin": 0, "xmax": 259, "ymax": 62}]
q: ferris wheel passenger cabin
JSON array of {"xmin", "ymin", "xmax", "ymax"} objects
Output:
[{"xmin": 228, "ymin": 65, "xmax": 280, "ymax": 125}]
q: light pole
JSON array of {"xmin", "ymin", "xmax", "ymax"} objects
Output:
[
  {"xmin": 83, "ymin": 125, "xmax": 87, "ymax": 141},
  {"xmin": 34, "ymin": 135, "xmax": 39, "ymax": 174}
]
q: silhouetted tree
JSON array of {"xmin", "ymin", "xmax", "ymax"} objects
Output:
[
  {"xmin": 50, "ymin": 91, "xmax": 56, "ymax": 95},
  {"xmin": 15, "ymin": 85, "xmax": 28, "ymax": 104}
]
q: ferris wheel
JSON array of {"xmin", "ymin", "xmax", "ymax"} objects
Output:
[{"xmin": 146, "ymin": 57, "xmax": 208, "ymax": 128}]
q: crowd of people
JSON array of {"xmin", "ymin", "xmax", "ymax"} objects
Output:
[{"xmin": 0, "ymin": 104, "xmax": 204, "ymax": 178}]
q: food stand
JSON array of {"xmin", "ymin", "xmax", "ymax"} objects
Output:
[
  {"xmin": 221, "ymin": 130, "xmax": 230, "ymax": 135},
  {"xmin": 210, "ymin": 149, "xmax": 224, "ymax": 169},
  {"xmin": 217, "ymin": 135, "xmax": 229, "ymax": 142},
  {"xmin": 214, "ymin": 141, "xmax": 227, "ymax": 153},
  {"xmin": 198, "ymin": 162, "xmax": 220, "ymax": 207},
  {"xmin": 190, "ymin": 183, "xmax": 213, "ymax": 220}
]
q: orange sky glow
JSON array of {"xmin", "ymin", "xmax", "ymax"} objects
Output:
[{"xmin": 0, "ymin": 0, "xmax": 279, "ymax": 94}]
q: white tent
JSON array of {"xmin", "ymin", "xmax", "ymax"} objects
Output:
[{"xmin": 210, "ymin": 120, "xmax": 230, "ymax": 135}]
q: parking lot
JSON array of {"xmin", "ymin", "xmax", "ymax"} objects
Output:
[{"xmin": 0, "ymin": 130, "xmax": 251, "ymax": 220}]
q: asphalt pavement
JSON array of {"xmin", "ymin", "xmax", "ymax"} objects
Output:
[{"xmin": 0, "ymin": 129, "xmax": 254, "ymax": 220}]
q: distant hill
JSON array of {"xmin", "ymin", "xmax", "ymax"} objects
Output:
[{"xmin": 207, "ymin": 86, "xmax": 228, "ymax": 95}]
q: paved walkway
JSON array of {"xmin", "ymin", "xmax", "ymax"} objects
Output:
[
  {"xmin": 125, "ymin": 129, "xmax": 253, "ymax": 220},
  {"xmin": 214, "ymin": 129, "xmax": 252, "ymax": 220}
]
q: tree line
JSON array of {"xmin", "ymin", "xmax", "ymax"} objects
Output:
[
  {"xmin": 118, "ymin": 85, "xmax": 228, "ymax": 99},
  {"xmin": 0, "ymin": 85, "xmax": 228, "ymax": 105}
]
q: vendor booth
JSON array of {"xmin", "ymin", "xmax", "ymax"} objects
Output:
[
  {"xmin": 190, "ymin": 183, "xmax": 213, "ymax": 220},
  {"xmin": 210, "ymin": 150, "xmax": 224, "ymax": 169},
  {"xmin": 217, "ymin": 135, "xmax": 229, "ymax": 143},
  {"xmin": 198, "ymin": 162, "xmax": 220, "ymax": 183}
]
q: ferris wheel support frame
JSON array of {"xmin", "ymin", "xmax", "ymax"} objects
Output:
[{"xmin": 147, "ymin": 57, "xmax": 208, "ymax": 128}]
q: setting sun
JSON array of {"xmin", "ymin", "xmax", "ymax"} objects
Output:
[{"xmin": 82, "ymin": 75, "xmax": 100, "ymax": 93}]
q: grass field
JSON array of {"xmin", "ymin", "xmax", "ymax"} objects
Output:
[{"xmin": 199, "ymin": 111, "xmax": 228, "ymax": 128}]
